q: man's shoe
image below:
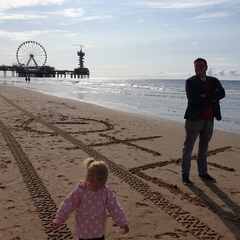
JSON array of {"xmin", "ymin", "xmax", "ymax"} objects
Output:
[
  {"xmin": 199, "ymin": 174, "xmax": 216, "ymax": 182},
  {"xmin": 182, "ymin": 176, "xmax": 192, "ymax": 186}
]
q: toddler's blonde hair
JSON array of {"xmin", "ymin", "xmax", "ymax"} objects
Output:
[{"xmin": 84, "ymin": 158, "xmax": 108, "ymax": 182}]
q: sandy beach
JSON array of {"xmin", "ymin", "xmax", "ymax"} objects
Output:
[{"xmin": 0, "ymin": 85, "xmax": 240, "ymax": 240}]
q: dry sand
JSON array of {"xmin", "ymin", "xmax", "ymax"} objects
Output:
[{"xmin": 0, "ymin": 85, "xmax": 240, "ymax": 240}]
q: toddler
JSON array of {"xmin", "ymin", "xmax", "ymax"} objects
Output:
[{"xmin": 52, "ymin": 157, "xmax": 129, "ymax": 240}]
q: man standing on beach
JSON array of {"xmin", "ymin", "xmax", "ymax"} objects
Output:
[{"xmin": 181, "ymin": 58, "xmax": 225, "ymax": 186}]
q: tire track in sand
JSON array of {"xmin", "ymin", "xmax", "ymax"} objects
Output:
[{"xmin": 0, "ymin": 93, "xmax": 222, "ymax": 239}]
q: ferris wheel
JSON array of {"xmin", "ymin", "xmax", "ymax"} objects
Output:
[{"xmin": 16, "ymin": 41, "xmax": 47, "ymax": 68}]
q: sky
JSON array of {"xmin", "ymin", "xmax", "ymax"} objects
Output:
[{"xmin": 0, "ymin": 0, "xmax": 240, "ymax": 79}]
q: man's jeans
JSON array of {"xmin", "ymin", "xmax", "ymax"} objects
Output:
[{"xmin": 182, "ymin": 119, "xmax": 214, "ymax": 177}]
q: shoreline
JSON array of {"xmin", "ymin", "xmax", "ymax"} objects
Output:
[
  {"xmin": 1, "ymin": 85, "xmax": 240, "ymax": 240},
  {"xmin": 1, "ymin": 81, "xmax": 239, "ymax": 136}
]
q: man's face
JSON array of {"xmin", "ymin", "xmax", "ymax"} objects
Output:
[{"xmin": 194, "ymin": 61, "xmax": 208, "ymax": 77}]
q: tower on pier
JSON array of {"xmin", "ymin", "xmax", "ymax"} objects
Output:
[{"xmin": 73, "ymin": 45, "xmax": 90, "ymax": 78}]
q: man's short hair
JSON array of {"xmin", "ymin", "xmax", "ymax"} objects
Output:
[{"xmin": 194, "ymin": 58, "xmax": 207, "ymax": 66}]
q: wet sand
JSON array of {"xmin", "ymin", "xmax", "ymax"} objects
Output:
[{"xmin": 0, "ymin": 85, "xmax": 240, "ymax": 240}]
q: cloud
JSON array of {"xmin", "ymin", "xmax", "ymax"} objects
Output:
[
  {"xmin": 207, "ymin": 67, "xmax": 240, "ymax": 77},
  {"xmin": 219, "ymin": 70, "xmax": 225, "ymax": 76},
  {"xmin": 194, "ymin": 11, "xmax": 231, "ymax": 20},
  {"xmin": 79, "ymin": 15, "xmax": 113, "ymax": 21},
  {"xmin": 214, "ymin": 58, "xmax": 228, "ymax": 61},
  {"xmin": 136, "ymin": 18, "xmax": 144, "ymax": 23},
  {"xmin": 154, "ymin": 71, "xmax": 165, "ymax": 75},
  {"xmin": 133, "ymin": 0, "xmax": 231, "ymax": 10},
  {"xmin": 0, "ymin": 12, "xmax": 46, "ymax": 20},
  {"xmin": 207, "ymin": 67, "xmax": 214, "ymax": 76},
  {"xmin": 0, "ymin": 0, "xmax": 64, "ymax": 11},
  {"xmin": 228, "ymin": 69, "xmax": 240, "ymax": 76},
  {"xmin": 208, "ymin": 67, "xmax": 225, "ymax": 76},
  {"xmin": 0, "ymin": 30, "xmax": 63, "ymax": 41},
  {"xmin": 0, "ymin": 0, "xmax": 65, "ymax": 21},
  {"xmin": 53, "ymin": 8, "xmax": 113, "ymax": 23},
  {"xmin": 54, "ymin": 8, "xmax": 84, "ymax": 18}
]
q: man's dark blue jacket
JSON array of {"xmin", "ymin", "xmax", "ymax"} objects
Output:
[{"xmin": 184, "ymin": 75, "xmax": 225, "ymax": 121}]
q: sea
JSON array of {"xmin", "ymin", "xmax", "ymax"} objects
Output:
[{"xmin": 1, "ymin": 76, "xmax": 240, "ymax": 135}]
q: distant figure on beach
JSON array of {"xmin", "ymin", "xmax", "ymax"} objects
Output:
[
  {"xmin": 25, "ymin": 77, "xmax": 28, "ymax": 83},
  {"xmin": 28, "ymin": 77, "xmax": 30, "ymax": 83},
  {"xmin": 52, "ymin": 157, "xmax": 129, "ymax": 239},
  {"xmin": 181, "ymin": 58, "xmax": 225, "ymax": 186}
]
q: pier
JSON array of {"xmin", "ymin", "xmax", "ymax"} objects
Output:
[
  {"xmin": 0, "ymin": 65, "xmax": 90, "ymax": 78},
  {"xmin": 0, "ymin": 41, "xmax": 90, "ymax": 78}
]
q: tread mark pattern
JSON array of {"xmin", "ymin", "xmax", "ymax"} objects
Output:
[
  {"xmin": 0, "ymin": 94, "xmax": 224, "ymax": 239},
  {"xmin": 0, "ymin": 120, "xmax": 74, "ymax": 240}
]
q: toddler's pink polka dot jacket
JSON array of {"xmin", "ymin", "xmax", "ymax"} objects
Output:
[{"xmin": 54, "ymin": 181, "xmax": 128, "ymax": 239}]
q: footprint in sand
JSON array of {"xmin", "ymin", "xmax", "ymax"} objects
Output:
[
  {"xmin": 57, "ymin": 174, "xmax": 73, "ymax": 185},
  {"xmin": 0, "ymin": 226, "xmax": 21, "ymax": 239},
  {"xmin": 155, "ymin": 232, "xmax": 179, "ymax": 239},
  {"xmin": 6, "ymin": 199, "xmax": 16, "ymax": 210}
]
